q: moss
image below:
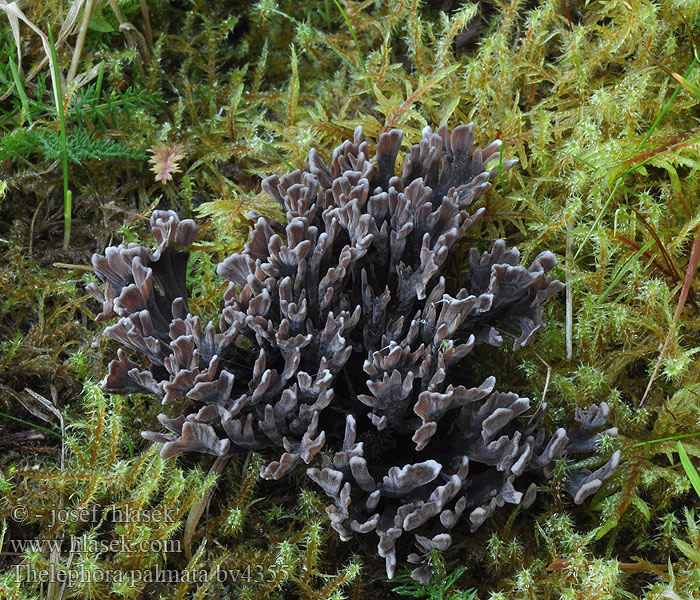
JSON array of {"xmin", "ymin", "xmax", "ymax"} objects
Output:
[{"xmin": 1, "ymin": 0, "xmax": 700, "ymax": 598}]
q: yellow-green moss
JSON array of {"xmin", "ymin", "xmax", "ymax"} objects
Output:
[{"xmin": 2, "ymin": 1, "xmax": 700, "ymax": 598}]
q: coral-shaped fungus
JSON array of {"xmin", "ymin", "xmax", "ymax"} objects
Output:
[{"xmin": 89, "ymin": 125, "xmax": 619, "ymax": 582}]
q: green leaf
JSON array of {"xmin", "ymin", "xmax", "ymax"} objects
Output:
[
  {"xmin": 674, "ymin": 538, "xmax": 700, "ymax": 563},
  {"xmin": 88, "ymin": 10, "xmax": 116, "ymax": 33},
  {"xmin": 677, "ymin": 441, "xmax": 700, "ymax": 499},
  {"xmin": 593, "ymin": 516, "xmax": 618, "ymax": 540},
  {"xmin": 631, "ymin": 495, "xmax": 651, "ymax": 521}
]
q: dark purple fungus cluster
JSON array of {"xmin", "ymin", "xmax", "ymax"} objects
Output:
[{"xmin": 89, "ymin": 125, "xmax": 619, "ymax": 582}]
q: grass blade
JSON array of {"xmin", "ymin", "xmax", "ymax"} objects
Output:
[
  {"xmin": 634, "ymin": 432, "xmax": 700, "ymax": 447},
  {"xmin": 677, "ymin": 441, "xmax": 700, "ymax": 499},
  {"xmin": 47, "ymin": 25, "xmax": 71, "ymax": 249},
  {"xmin": 333, "ymin": 0, "xmax": 367, "ymax": 73},
  {"xmin": 0, "ymin": 410, "xmax": 64, "ymax": 440},
  {"xmin": 675, "ymin": 537, "xmax": 700, "ymax": 563},
  {"xmin": 8, "ymin": 54, "xmax": 32, "ymax": 123},
  {"xmin": 638, "ymin": 57, "xmax": 696, "ymax": 151}
]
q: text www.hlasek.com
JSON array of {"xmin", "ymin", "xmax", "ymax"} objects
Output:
[
  {"xmin": 14, "ymin": 563, "xmax": 289, "ymax": 585},
  {"xmin": 5, "ymin": 535, "xmax": 180, "ymax": 555}
]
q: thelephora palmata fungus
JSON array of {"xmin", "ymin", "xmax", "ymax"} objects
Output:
[{"xmin": 89, "ymin": 124, "xmax": 619, "ymax": 582}]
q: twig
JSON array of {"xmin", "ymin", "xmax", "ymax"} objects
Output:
[
  {"xmin": 640, "ymin": 225, "xmax": 700, "ymax": 405},
  {"xmin": 52, "ymin": 262, "xmax": 93, "ymax": 271}
]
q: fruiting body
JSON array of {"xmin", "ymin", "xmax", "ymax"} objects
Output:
[{"xmin": 89, "ymin": 125, "xmax": 618, "ymax": 581}]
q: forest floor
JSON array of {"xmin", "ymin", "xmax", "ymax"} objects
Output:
[{"xmin": 1, "ymin": 1, "xmax": 700, "ymax": 599}]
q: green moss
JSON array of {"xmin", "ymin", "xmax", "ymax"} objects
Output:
[{"xmin": 2, "ymin": 0, "xmax": 700, "ymax": 598}]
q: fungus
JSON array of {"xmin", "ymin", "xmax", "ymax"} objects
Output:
[{"xmin": 90, "ymin": 124, "xmax": 618, "ymax": 581}]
